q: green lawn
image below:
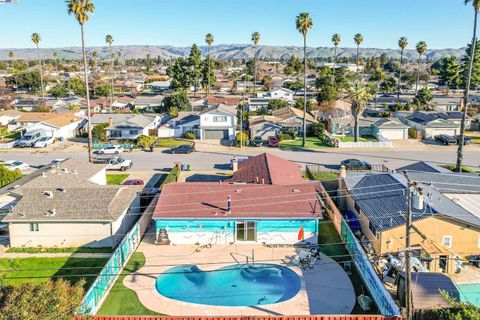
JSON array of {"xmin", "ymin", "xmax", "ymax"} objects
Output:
[
  {"xmin": 279, "ymin": 137, "xmax": 330, "ymax": 149},
  {"xmin": 155, "ymin": 138, "xmax": 193, "ymax": 148},
  {"xmin": 466, "ymin": 131, "xmax": 480, "ymax": 144},
  {"xmin": 304, "ymin": 171, "xmax": 338, "ymax": 181},
  {"xmin": 6, "ymin": 247, "xmax": 113, "ymax": 254},
  {"xmin": 106, "ymin": 173, "xmax": 130, "ymax": 185},
  {"xmin": 334, "ymin": 135, "xmax": 378, "ymax": 142},
  {"xmin": 97, "ymin": 252, "xmax": 161, "ymax": 316},
  {"xmin": 445, "ymin": 164, "xmax": 479, "ymax": 175},
  {"xmin": 0, "ymin": 257, "xmax": 108, "ymax": 290}
]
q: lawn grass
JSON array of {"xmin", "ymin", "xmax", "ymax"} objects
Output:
[
  {"xmin": 279, "ymin": 136, "xmax": 330, "ymax": 148},
  {"xmin": 445, "ymin": 164, "xmax": 479, "ymax": 175},
  {"xmin": 155, "ymin": 138, "xmax": 193, "ymax": 148},
  {"xmin": 0, "ymin": 257, "xmax": 108, "ymax": 290},
  {"xmin": 334, "ymin": 135, "xmax": 378, "ymax": 142},
  {"xmin": 6, "ymin": 247, "xmax": 113, "ymax": 254},
  {"xmin": 97, "ymin": 252, "xmax": 162, "ymax": 316},
  {"xmin": 466, "ymin": 131, "xmax": 480, "ymax": 144},
  {"xmin": 306, "ymin": 171, "xmax": 338, "ymax": 181},
  {"xmin": 106, "ymin": 173, "xmax": 130, "ymax": 185}
]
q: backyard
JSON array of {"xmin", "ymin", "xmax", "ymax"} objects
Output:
[
  {"xmin": 97, "ymin": 252, "xmax": 161, "ymax": 316},
  {"xmin": 0, "ymin": 257, "xmax": 108, "ymax": 290},
  {"xmin": 279, "ymin": 136, "xmax": 330, "ymax": 148}
]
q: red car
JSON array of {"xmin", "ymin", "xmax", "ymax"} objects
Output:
[
  {"xmin": 268, "ymin": 136, "xmax": 279, "ymax": 147},
  {"xmin": 122, "ymin": 179, "xmax": 145, "ymax": 186}
]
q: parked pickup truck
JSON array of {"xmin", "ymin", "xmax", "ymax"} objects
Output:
[{"xmin": 93, "ymin": 156, "xmax": 133, "ymax": 171}]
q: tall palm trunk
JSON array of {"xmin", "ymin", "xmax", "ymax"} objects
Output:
[
  {"xmin": 207, "ymin": 46, "xmax": 210, "ymax": 97},
  {"xmin": 332, "ymin": 46, "xmax": 337, "ymax": 86},
  {"xmin": 109, "ymin": 45, "xmax": 114, "ymax": 112},
  {"xmin": 356, "ymin": 45, "xmax": 359, "ymax": 73},
  {"xmin": 81, "ymin": 24, "xmax": 93, "ymax": 162},
  {"xmin": 302, "ymin": 35, "xmax": 307, "ymax": 147},
  {"xmin": 397, "ymin": 49, "xmax": 404, "ymax": 100},
  {"xmin": 354, "ymin": 113, "xmax": 359, "ymax": 142},
  {"xmin": 253, "ymin": 44, "xmax": 257, "ymax": 97},
  {"xmin": 457, "ymin": 9, "xmax": 478, "ymax": 172},
  {"xmin": 36, "ymin": 44, "xmax": 45, "ymax": 101},
  {"xmin": 415, "ymin": 56, "xmax": 421, "ymax": 94}
]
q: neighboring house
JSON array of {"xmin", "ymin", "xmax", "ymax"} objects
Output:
[
  {"xmin": 11, "ymin": 99, "xmax": 43, "ymax": 112},
  {"xmin": 97, "ymin": 113, "xmax": 164, "ymax": 140},
  {"xmin": 235, "ymin": 81, "xmax": 263, "ymax": 92},
  {"xmin": 431, "ymin": 96, "xmax": 462, "ymax": 112},
  {"xmin": 160, "ymin": 112, "xmax": 199, "ymax": 138},
  {"xmin": 16, "ymin": 112, "xmax": 85, "ymax": 139},
  {"xmin": 145, "ymin": 80, "xmax": 171, "ymax": 93},
  {"xmin": 153, "ymin": 153, "xmax": 321, "ymax": 245},
  {"xmin": 272, "ymin": 106, "xmax": 316, "ymax": 136},
  {"xmin": 192, "ymin": 96, "xmax": 240, "ymax": 112},
  {"xmin": 249, "ymin": 116, "xmax": 283, "ymax": 141},
  {"xmin": 134, "ymin": 95, "xmax": 165, "ymax": 112},
  {"xmin": 371, "ymin": 118, "xmax": 410, "ymax": 140},
  {"xmin": 175, "ymin": 104, "xmax": 237, "ymax": 141},
  {"xmin": 0, "ymin": 109, "xmax": 21, "ymax": 126},
  {"xmin": 111, "ymin": 96, "xmax": 135, "ymax": 111},
  {"xmin": 248, "ymin": 88, "xmax": 294, "ymax": 111},
  {"xmin": 2, "ymin": 158, "xmax": 140, "ymax": 248},
  {"xmin": 405, "ymin": 112, "xmax": 460, "ymax": 139},
  {"xmin": 339, "ymin": 166, "xmax": 480, "ymax": 273}
]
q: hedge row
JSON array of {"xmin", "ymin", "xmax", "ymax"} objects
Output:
[{"xmin": 159, "ymin": 166, "xmax": 180, "ymax": 190}]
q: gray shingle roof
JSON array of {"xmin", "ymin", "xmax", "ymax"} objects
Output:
[
  {"xmin": 4, "ymin": 186, "xmax": 138, "ymax": 222},
  {"xmin": 397, "ymin": 161, "xmax": 452, "ymax": 174},
  {"xmin": 108, "ymin": 114, "xmax": 159, "ymax": 129},
  {"xmin": 407, "ymin": 171, "xmax": 480, "ymax": 193}
]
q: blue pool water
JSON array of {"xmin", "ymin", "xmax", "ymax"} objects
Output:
[
  {"xmin": 456, "ymin": 283, "xmax": 480, "ymax": 307},
  {"xmin": 155, "ymin": 264, "xmax": 301, "ymax": 306}
]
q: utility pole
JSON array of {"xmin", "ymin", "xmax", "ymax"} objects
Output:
[{"xmin": 403, "ymin": 171, "xmax": 413, "ymax": 320}]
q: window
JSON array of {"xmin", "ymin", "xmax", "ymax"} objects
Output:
[
  {"xmin": 129, "ymin": 130, "xmax": 138, "ymax": 135},
  {"xmin": 110, "ymin": 130, "xmax": 122, "ymax": 138},
  {"xmin": 368, "ymin": 222, "xmax": 377, "ymax": 238},
  {"xmin": 442, "ymin": 235, "xmax": 452, "ymax": 248},
  {"xmin": 213, "ymin": 116, "xmax": 227, "ymax": 122},
  {"xmin": 29, "ymin": 223, "xmax": 39, "ymax": 232}
]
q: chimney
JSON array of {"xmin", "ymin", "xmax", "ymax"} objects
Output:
[
  {"xmin": 232, "ymin": 156, "xmax": 238, "ymax": 172},
  {"xmin": 108, "ymin": 117, "xmax": 113, "ymax": 126},
  {"xmin": 226, "ymin": 195, "xmax": 232, "ymax": 214},
  {"xmin": 339, "ymin": 165, "xmax": 347, "ymax": 179}
]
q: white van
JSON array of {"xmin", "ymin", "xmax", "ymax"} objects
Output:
[{"xmin": 18, "ymin": 131, "xmax": 42, "ymax": 147}]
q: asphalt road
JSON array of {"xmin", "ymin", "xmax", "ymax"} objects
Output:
[{"xmin": 1, "ymin": 146, "xmax": 479, "ymax": 172}]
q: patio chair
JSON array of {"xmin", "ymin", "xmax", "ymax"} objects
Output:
[{"xmin": 292, "ymin": 250, "xmax": 311, "ymax": 266}]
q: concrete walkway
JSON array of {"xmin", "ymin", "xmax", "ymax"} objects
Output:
[{"xmin": 0, "ymin": 252, "xmax": 112, "ymax": 259}]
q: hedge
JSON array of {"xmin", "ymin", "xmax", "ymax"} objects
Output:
[
  {"xmin": 159, "ymin": 166, "xmax": 180, "ymax": 190},
  {"xmin": 0, "ymin": 166, "xmax": 22, "ymax": 188}
]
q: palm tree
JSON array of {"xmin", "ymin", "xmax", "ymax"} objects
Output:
[
  {"xmin": 105, "ymin": 34, "xmax": 114, "ymax": 109},
  {"xmin": 66, "ymin": 0, "xmax": 95, "ymax": 162},
  {"xmin": 31, "ymin": 33, "xmax": 45, "ymax": 101},
  {"xmin": 8, "ymin": 51, "xmax": 14, "ymax": 71},
  {"xmin": 457, "ymin": 0, "xmax": 480, "ymax": 172},
  {"xmin": 53, "ymin": 51, "xmax": 59, "ymax": 74},
  {"xmin": 251, "ymin": 32, "xmax": 261, "ymax": 96},
  {"xmin": 205, "ymin": 33, "xmax": 214, "ymax": 97},
  {"xmin": 354, "ymin": 33, "xmax": 364, "ymax": 73},
  {"xmin": 296, "ymin": 12, "xmax": 313, "ymax": 147},
  {"xmin": 397, "ymin": 37, "xmax": 408, "ymax": 100},
  {"xmin": 331, "ymin": 34, "xmax": 341, "ymax": 85},
  {"xmin": 348, "ymin": 81, "xmax": 372, "ymax": 142},
  {"xmin": 415, "ymin": 41, "xmax": 427, "ymax": 94}
]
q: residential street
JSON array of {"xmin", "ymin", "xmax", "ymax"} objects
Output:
[{"xmin": 1, "ymin": 142, "xmax": 479, "ymax": 172}]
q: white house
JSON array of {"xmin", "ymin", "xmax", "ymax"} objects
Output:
[
  {"xmin": 405, "ymin": 112, "xmax": 460, "ymax": 139},
  {"xmin": 17, "ymin": 112, "xmax": 85, "ymax": 140},
  {"xmin": 248, "ymin": 88, "xmax": 295, "ymax": 111},
  {"xmin": 0, "ymin": 109, "xmax": 21, "ymax": 127},
  {"xmin": 2, "ymin": 158, "xmax": 140, "ymax": 248},
  {"xmin": 268, "ymin": 88, "xmax": 294, "ymax": 101},
  {"xmin": 90, "ymin": 113, "xmax": 165, "ymax": 140},
  {"xmin": 133, "ymin": 95, "xmax": 165, "ymax": 112}
]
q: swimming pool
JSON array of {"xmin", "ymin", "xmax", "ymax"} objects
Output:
[
  {"xmin": 456, "ymin": 283, "xmax": 480, "ymax": 307},
  {"xmin": 155, "ymin": 264, "xmax": 301, "ymax": 306}
]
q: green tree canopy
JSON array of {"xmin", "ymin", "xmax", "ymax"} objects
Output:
[
  {"xmin": 168, "ymin": 57, "xmax": 190, "ymax": 90},
  {"xmin": 92, "ymin": 122, "xmax": 109, "ymax": 142},
  {"xmin": 0, "ymin": 165, "xmax": 22, "ymax": 188},
  {"xmin": 201, "ymin": 57, "xmax": 216, "ymax": 90},
  {"xmin": 380, "ymin": 76, "xmax": 397, "ymax": 93},
  {"xmin": 188, "ymin": 44, "xmax": 203, "ymax": 96},
  {"xmin": 95, "ymin": 83, "xmax": 111, "ymax": 99},
  {"xmin": 461, "ymin": 39, "xmax": 480, "ymax": 89},
  {"xmin": 163, "ymin": 91, "xmax": 191, "ymax": 112},
  {"xmin": 6, "ymin": 71, "xmax": 41, "ymax": 90},
  {"xmin": 413, "ymin": 87, "xmax": 433, "ymax": 109},
  {"xmin": 70, "ymin": 77, "xmax": 86, "ymax": 96},
  {"xmin": 268, "ymin": 99, "xmax": 289, "ymax": 110},
  {"xmin": 49, "ymin": 83, "xmax": 69, "ymax": 98},
  {"xmin": 438, "ymin": 56, "xmax": 461, "ymax": 89}
]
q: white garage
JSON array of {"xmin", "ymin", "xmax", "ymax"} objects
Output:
[
  {"xmin": 372, "ymin": 118, "xmax": 409, "ymax": 140},
  {"xmin": 425, "ymin": 128, "xmax": 458, "ymax": 139}
]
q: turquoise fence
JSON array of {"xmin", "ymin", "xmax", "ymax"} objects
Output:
[
  {"xmin": 340, "ymin": 219, "xmax": 401, "ymax": 316},
  {"xmin": 93, "ymin": 143, "xmax": 134, "ymax": 150},
  {"xmin": 79, "ymin": 196, "xmax": 157, "ymax": 315}
]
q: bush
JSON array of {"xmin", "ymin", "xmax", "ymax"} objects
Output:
[
  {"xmin": 135, "ymin": 135, "xmax": 157, "ymax": 148},
  {"xmin": 282, "ymin": 133, "xmax": 294, "ymax": 140},
  {"xmin": 92, "ymin": 123, "xmax": 109, "ymax": 142},
  {"xmin": 277, "ymin": 133, "xmax": 285, "ymax": 141},
  {"xmin": 160, "ymin": 166, "xmax": 180, "ymax": 190},
  {"xmin": 235, "ymin": 132, "xmax": 248, "ymax": 146},
  {"xmin": 0, "ymin": 166, "xmax": 22, "ymax": 188},
  {"xmin": 182, "ymin": 131, "xmax": 196, "ymax": 140}
]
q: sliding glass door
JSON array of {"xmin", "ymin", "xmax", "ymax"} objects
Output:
[{"xmin": 236, "ymin": 221, "xmax": 256, "ymax": 242}]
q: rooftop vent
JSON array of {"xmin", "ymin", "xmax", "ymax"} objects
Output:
[
  {"xmin": 292, "ymin": 189, "xmax": 301, "ymax": 193},
  {"xmin": 72, "ymin": 170, "xmax": 78, "ymax": 175},
  {"xmin": 43, "ymin": 191, "xmax": 53, "ymax": 198},
  {"xmin": 62, "ymin": 168, "xmax": 69, "ymax": 173},
  {"xmin": 42, "ymin": 172, "xmax": 47, "ymax": 178},
  {"xmin": 57, "ymin": 188, "xmax": 66, "ymax": 193}
]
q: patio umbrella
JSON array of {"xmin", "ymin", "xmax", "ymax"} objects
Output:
[{"xmin": 297, "ymin": 226, "xmax": 304, "ymax": 241}]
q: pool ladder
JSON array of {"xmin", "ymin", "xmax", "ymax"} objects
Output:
[{"xmin": 230, "ymin": 250, "xmax": 255, "ymax": 265}]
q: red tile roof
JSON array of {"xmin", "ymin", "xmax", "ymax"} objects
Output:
[
  {"xmin": 231, "ymin": 153, "xmax": 305, "ymax": 185},
  {"xmin": 153, "ymin": 182, "xmax": 321, "ymax": 219},
  {"xmin": 206, "ymin": 96, "xmax": 241, "ymax": 105},
  {"xmin": 76, "ymin": 316, "xmax": 402, "ymax": 320}
]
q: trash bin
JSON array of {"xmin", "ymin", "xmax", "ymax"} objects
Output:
[
  {"xmin": 150, "ymin": 145, "xmax": 154, "ymax": 152},
  {"xmin": 59, "ymin": 137, "xmax": 64, "ymax": 142},
  {"xmin": 181, "ymin": 163, "xmax": 186, "ymax": 171},
  {"xmin": 186, "ymin": 164, "xmax": 191, "ymax": 171}
]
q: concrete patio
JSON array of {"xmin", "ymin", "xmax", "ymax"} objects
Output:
[{"xmin": 123, "ymin": 242, "xmax": 355, "ymax": 316}]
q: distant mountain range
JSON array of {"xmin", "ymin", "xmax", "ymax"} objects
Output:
[{"xmin": 0, "ymin": 44, "xmax": 466, "ymax": 61}]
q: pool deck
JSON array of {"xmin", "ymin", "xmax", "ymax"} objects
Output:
[{"xmin": 123, "ymin": 242, "xmax": 355, "ymax": 316}]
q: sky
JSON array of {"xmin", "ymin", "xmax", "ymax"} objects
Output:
[{"xmin": 0, "ymin": 0, "xmax": 475, "ymax": 49}]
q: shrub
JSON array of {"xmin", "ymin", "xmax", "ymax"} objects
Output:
[
  {"xmin": 0, "ymin": 166, "xmax": 22, "ymax": 188},
  {"xmin": 92, "ymin": 123, "xmax": 109, "ymax": 142},
  {"xmin": 160, "ymin": 166, "xmax": 180, "ymax": 190},
  {"xmin": 135, "ymin": 135, "xmax": 157, "ymax": 148},
  {"xmin": 282, "ymin": 133, "xmax": 294, "ymax": 140},
  {"xmin": 277, "ymin": 133, "xmax": 285, "ymax": 141},
  {"xmin": 235, "ymin": 132, "xmax": 248, "ymax": 146},
  {"xmin": 182, "ymin": 131, "xmax": 196, "ymax": 140}
]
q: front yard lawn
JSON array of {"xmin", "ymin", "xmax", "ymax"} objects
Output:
[
  {"xmin": 445, "ymin": 164, "xmax": 479, "ymax": 175},
  {"xmin": 279, "ymin": 137, "xmax": 330, "ymax": 148},
  {"xmin": 6, "ymin": 247, "xmax": 113, "ymax": 254},
  {"xmin": 106, "ymin": 173, "xmax": 130, "ymax": 185},
  {"xmin": 334, "ymin": 135, "xmax": 378, "ymax": 142},
  {"xmin": 97, "ymin": 252, "xmax": 161, "ymax": 316},
  {"xmin": 466, "ymin": 131, "xmax": 480, "ymax": 144},
  {"xmin": 304, "ymin": 171, "xmax": 338, "ymax": 181},
  {"xmin": 155, "ymin": 138, "xmax": 193, "ymax": 148},
  {"xmin": 0, "ymin": 257, "xmax": 108, "ymax": 290}
]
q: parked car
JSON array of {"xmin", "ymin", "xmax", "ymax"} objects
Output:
[
  {"xmin": 3, "ymin": 160, "xmax": 29, "ymax": 171},
  {"xmin": 93, "ymin": 156, "xmax": 132, "ymax": 171},
  {"xmin": 98, "ymin": 145, "xmax": 124, "ymax": 154},
  {"xmin": 18, "ymin": 132, "xmax": 42, "ymax": 147},
  {"xmin": 340, "ymin": 159, "xmax": 372, "ymax": 171},
  {"xmin": 249, "ymin": 136, "xmax": 263, "ymax": 147},
  {"xmin": 51, "ymin": 159, "xmax": 66, "ymax": 165},
  {"xmin": 456, "ymin": 135, "xmax": 472, "ymax": 145},
  {"xmin": 123, "ymin": 179, "xmax": 145, "ymax": 186},
  {"xmin": 434, "ymin": 134, "xmax": 457, "ymax": 145},
  {"xmin": 170, "ymin": 144, "xmax": 193, "ymax": 154},
  {"xmin": 34, "ymin": 136, "xmax": 55, "ymax": 148},
  {"xmin": 268, "ymin": 136, "xmax": 279, "ymax": 147}
]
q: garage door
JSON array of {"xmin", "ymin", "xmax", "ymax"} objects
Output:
[
  {"xmin": 429, "ymin": 129, "xmax": 457, "ymax": 138},
  {"xmin": 379, "ymin": 129, "xmax": 406, "ymax": 140},
  {"xmin": 204, "ymin": 129, "xmax": 229, "ymax": 139}
]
